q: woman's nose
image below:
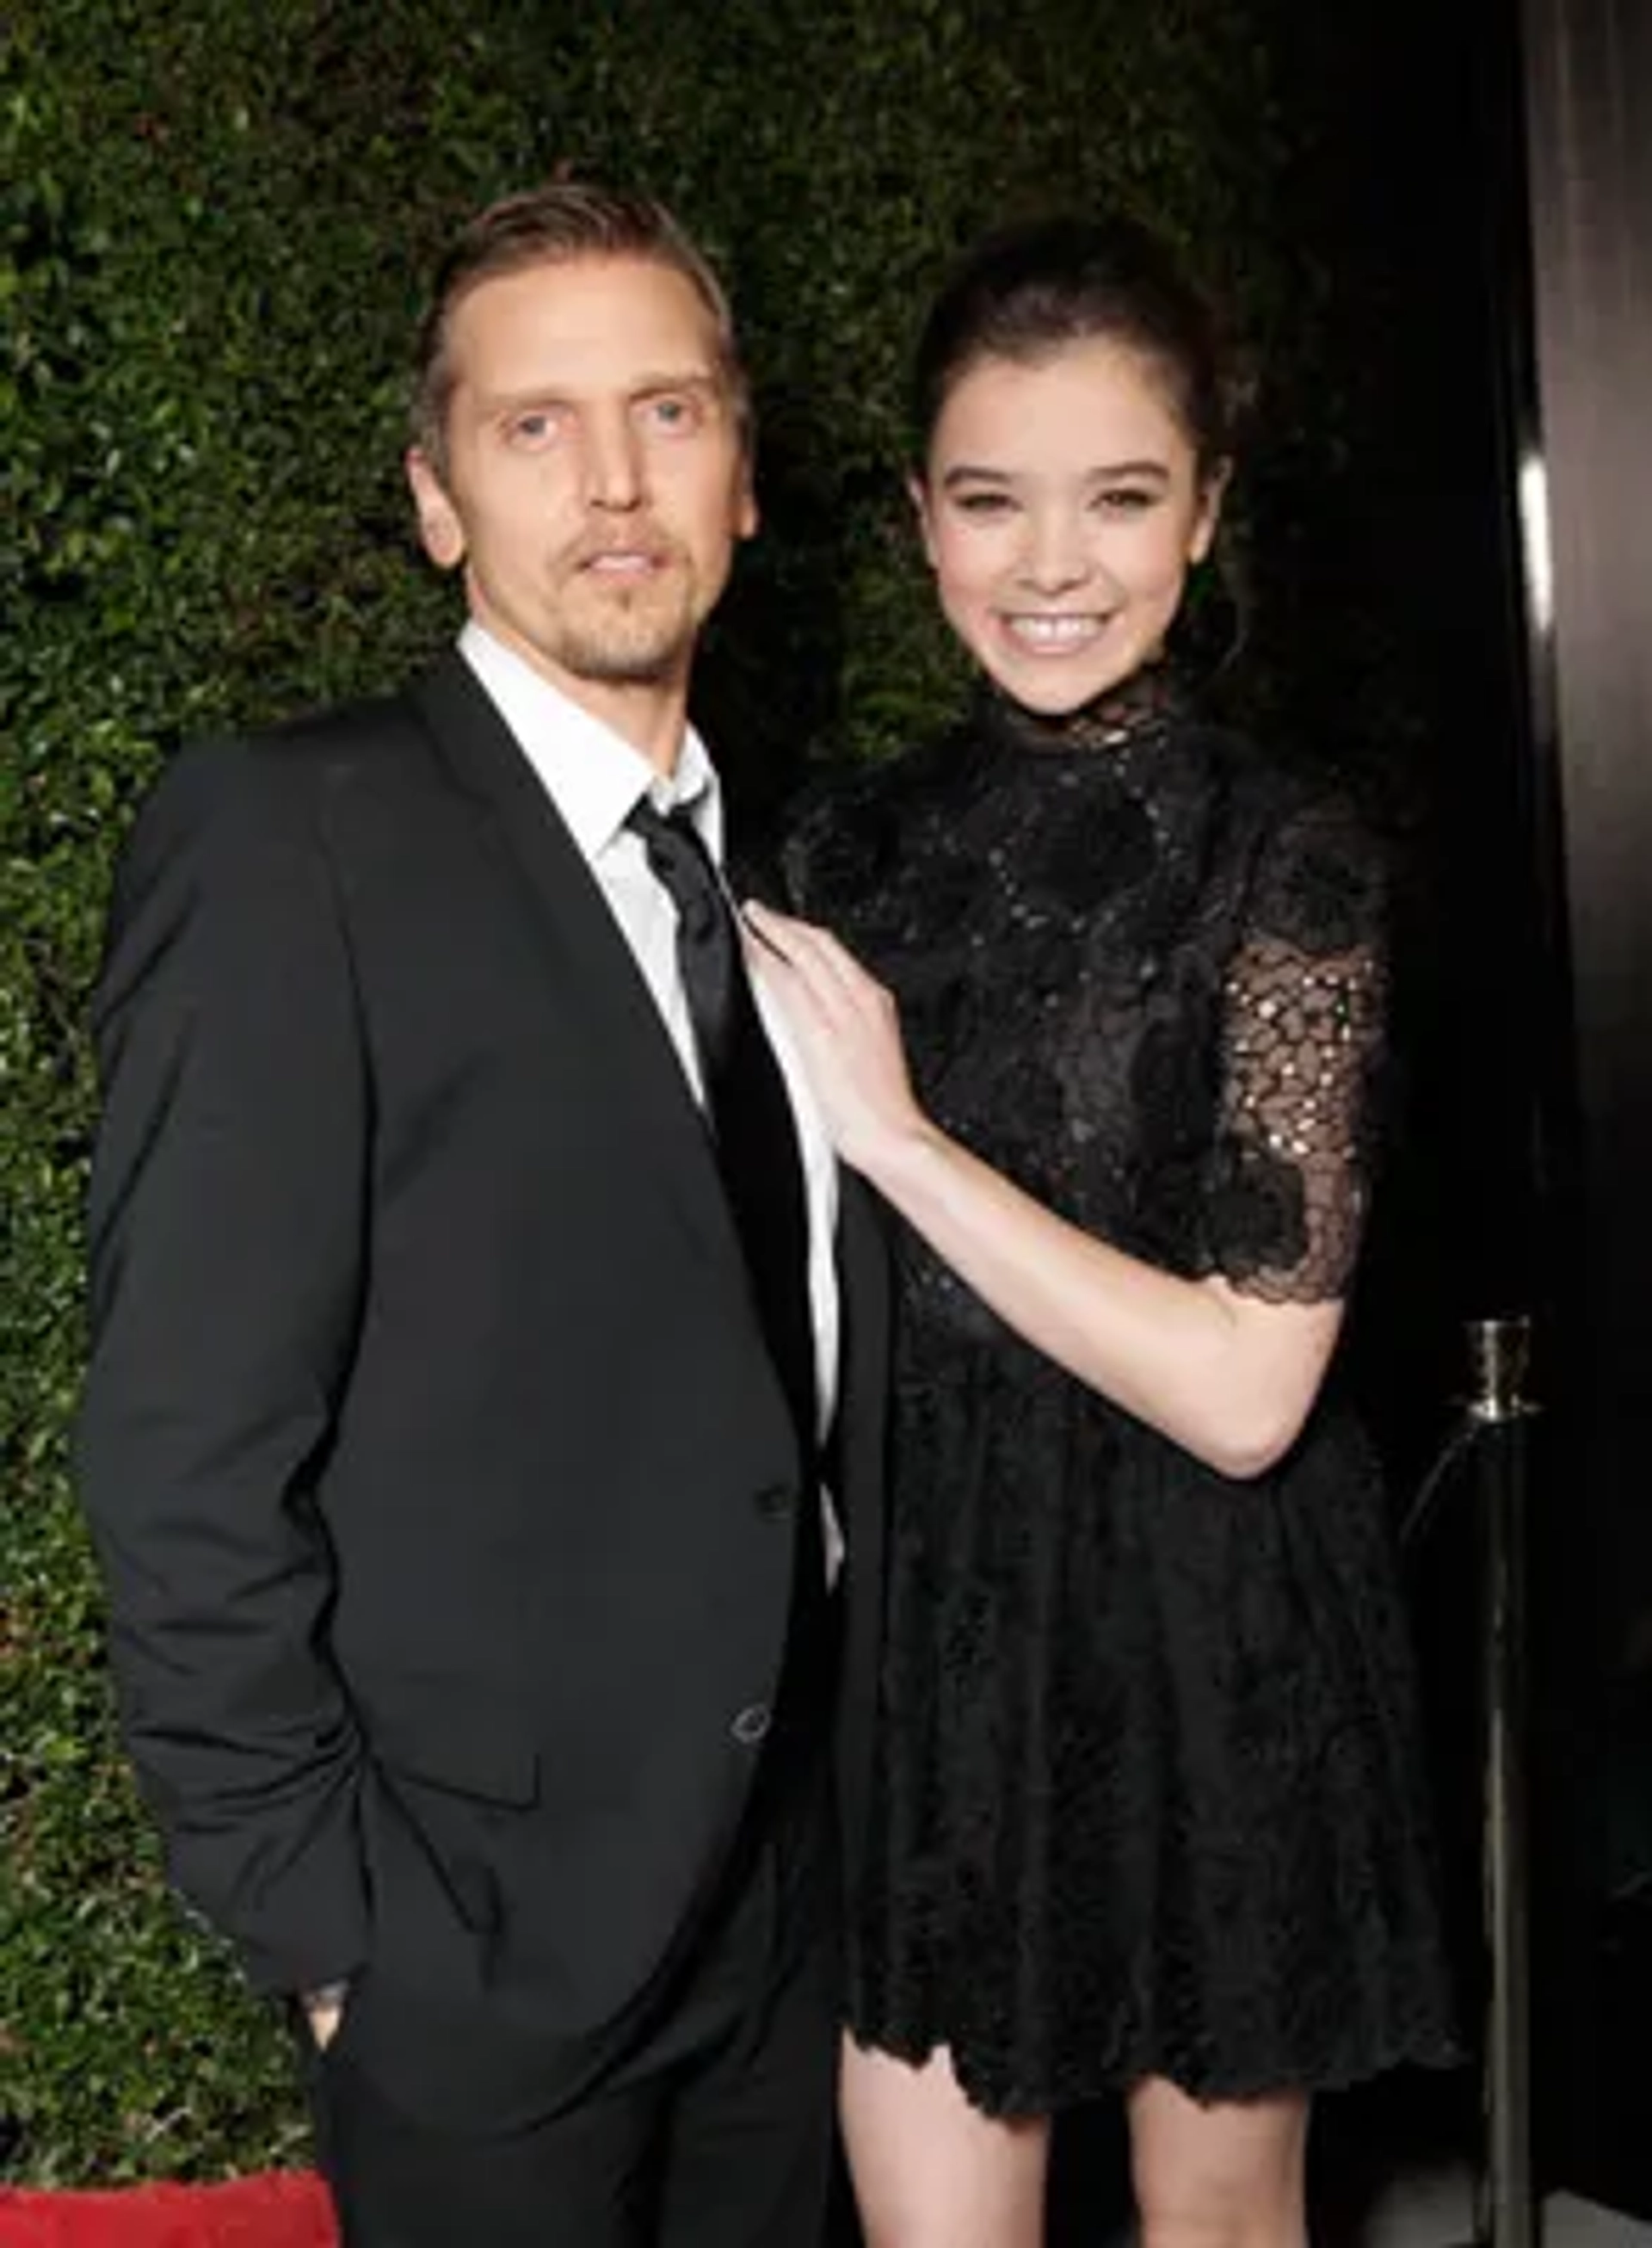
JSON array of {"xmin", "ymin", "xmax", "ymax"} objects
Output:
[{"xmin": 1018, "ymin": 506, "xmax": 1092, "ymax": 593}]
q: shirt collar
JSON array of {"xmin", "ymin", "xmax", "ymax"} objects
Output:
[{"xmin": 459, "ymin": 621, "xmax": 723, "ymax": 868}]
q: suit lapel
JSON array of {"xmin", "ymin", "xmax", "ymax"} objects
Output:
[{"xmin": 410, "ymin": 652, "xmax": 745, "ymax": 1281}]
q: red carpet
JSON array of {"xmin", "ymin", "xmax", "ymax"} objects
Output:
[{"xmin": 0, "ymin": 2174, "xmax": 336, "ymax": 2246}]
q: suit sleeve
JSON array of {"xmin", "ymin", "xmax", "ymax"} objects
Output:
[{"xmin": 75, "ymin": 739, "xmax": 372, "ymax": 1993}]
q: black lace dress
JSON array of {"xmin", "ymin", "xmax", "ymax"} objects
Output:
[{"xmin": 786, "ymin": 677, "xmax": 1458, "ymax": 2116}]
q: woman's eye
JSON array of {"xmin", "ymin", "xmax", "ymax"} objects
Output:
[
  {"xmin": 1094, "ymin": 485, "xmax": 1157, "ymax": 515},
  {"xmin": 954, "ymin": 491, "xmax": 1014, "ymax": 518}
]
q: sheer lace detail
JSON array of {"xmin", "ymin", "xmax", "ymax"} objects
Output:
[{"xmin": 1211, "ymin": 934, "xmax": 1384, "ymax": 1303}]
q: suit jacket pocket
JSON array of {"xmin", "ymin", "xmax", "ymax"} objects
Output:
[{"xmin": 369, "ymin": 1705, "xmax": 540, "ymax": 1809}]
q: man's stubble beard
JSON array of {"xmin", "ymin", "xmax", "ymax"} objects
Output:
[{"xmin": 548, "ymin": 556, "xmax": 707, "ymax": 689}]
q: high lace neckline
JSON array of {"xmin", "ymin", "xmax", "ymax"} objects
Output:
[{"xmin": 977, "ymin": 662, "xmax": 1186, "ymax": 762}]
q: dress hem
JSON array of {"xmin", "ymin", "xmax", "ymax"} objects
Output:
[{"xmin": 844, "ymin": 2016, "xmax": 1467, "ymax": 2122}]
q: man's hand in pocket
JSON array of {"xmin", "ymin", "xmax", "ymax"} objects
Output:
[{"xmin": 302, "ymin": 1982, "xmax": 348, "ymax": 2053}]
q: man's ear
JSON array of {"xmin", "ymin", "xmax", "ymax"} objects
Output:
[
  {"xmin": 406, "ymin": 448, "xmax": 465, "ymax": 570},
  {"xmin": 908, "ymin": 473, "xmax": 939, "ymax": 571},
  {"xmin": 735, "ymin": 461, "xmax": 759, "ymax": 545}
]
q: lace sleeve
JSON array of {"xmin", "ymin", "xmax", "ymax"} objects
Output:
[{"xmin": 1205, "ymin": 798, "xmax": 1388, "ymax": 1305}]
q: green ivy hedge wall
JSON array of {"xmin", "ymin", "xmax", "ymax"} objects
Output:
[{"xmin": 2, "ymin": 0, "xmax": 1340, "ymax": 2183}]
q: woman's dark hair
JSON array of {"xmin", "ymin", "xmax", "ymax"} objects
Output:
[{"xmin": 910, "ymin": 213, "xmax": 1246, "ymax": 485}]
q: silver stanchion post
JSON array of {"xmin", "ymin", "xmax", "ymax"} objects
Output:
[{"xmin": 1465, "ymin": 1314, "xmax": 1538, "ymax": 2248}]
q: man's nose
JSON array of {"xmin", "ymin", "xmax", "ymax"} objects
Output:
[{"xmin": 583, "ymin": 412, "xmax": 644, "ymax": 512}]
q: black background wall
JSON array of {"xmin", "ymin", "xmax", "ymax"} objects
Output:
[{"xmin": 1261, "ymin": 0, "xmax": 1652, "ymax": 2220}]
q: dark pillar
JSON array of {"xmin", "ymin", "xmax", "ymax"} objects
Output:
[{"xmin": 1517, "ymin": 0, "xmax": 1652, "ymax": 2213}]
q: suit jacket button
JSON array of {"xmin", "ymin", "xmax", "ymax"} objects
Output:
[
  {"xmin": 730, "ymin": 1703, "xmax": 772, "ymax": 1746},
  {"xmin": 755, "ymin": 1484, "xmax": 794, "ymax": 1521}
]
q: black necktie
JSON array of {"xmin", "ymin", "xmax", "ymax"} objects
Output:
[{"xmin": 626, "ymin": 797, "xmax": 817, "ymax": 1464}]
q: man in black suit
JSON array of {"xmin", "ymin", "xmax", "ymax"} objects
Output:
[{"xmin": 75, "ymin": 182, "xmax": 885, "ymax": 2246}]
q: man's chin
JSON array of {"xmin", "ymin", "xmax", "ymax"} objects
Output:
[
  {"xmin": 552, "ymin": 614, "xmax": 697, "ymax": 690},
  {"xmin": 557, "ymin": 642, "xmax": 687, "ymax": 689}
]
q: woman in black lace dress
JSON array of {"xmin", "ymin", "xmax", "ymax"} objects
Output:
[{"xmin": 749, "ymin": 217, "xmax": 1457, "ymax": 2248}]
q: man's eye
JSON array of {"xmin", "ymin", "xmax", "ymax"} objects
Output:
[
  {"xmin": 509, "ymin": 411, "xmax": 560, "ymax": 447},
  {"xmin": 643, "ymin": 393, "xmax": 700, "ymax": 432}
]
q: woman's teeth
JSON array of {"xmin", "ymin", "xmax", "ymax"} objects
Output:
[{"xmin": 1003, "ymin": 614, "xmax": 1105, "ymax": 651}]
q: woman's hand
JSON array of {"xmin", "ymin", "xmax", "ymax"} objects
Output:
[
  {"xmin": 747, "ymin": 911, "xmax": 1341, "ymax": 1479},
  {"xmin": 743, "ymin": 903, "xmax": 935, "ymax": 1176}
]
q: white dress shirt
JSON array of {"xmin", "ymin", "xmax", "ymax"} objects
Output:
[{"xmin": 459, "ymin": 623, "xmax": 842, "ymax": 1467}]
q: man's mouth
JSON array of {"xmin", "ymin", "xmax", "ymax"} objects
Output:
[{"xmin": 579, "ymin": 547, "xmax": 667, "ymax": 579}]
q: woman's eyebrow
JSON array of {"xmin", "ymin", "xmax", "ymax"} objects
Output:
[
  {"xmin": 939, "ymin": 463, "xmax": 1016, "ymax": 489},
  {"xmin": 940, "ymin": 457, "xmax": 1174, "ymax": 489}
]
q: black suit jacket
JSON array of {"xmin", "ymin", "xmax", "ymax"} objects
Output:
[{"xmin": 74, "ymin": 653, "xmax": 887, "ymax": 2128}]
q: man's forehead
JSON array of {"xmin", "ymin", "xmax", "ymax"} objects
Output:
[{"xmin": 452, "ymin": 253, "xmax": 720, "ymax": 350}]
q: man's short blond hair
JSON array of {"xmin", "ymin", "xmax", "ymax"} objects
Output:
[{"xmin": 411, "ymin": 181, "xmax": 750, "ymax": 472}]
